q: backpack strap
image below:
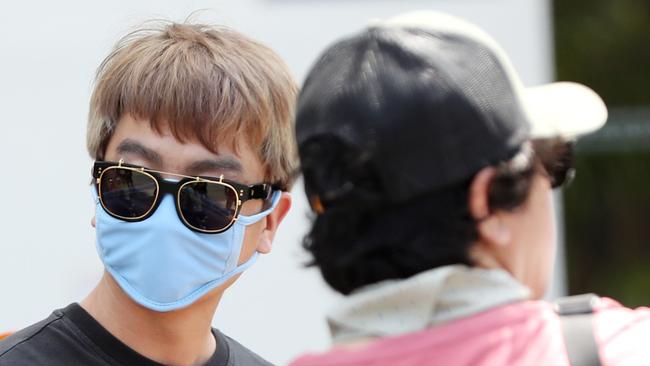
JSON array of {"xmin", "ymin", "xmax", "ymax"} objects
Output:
[{"xmin": 554, "ymin": 294, "xmax": 603, "ymax": 366}]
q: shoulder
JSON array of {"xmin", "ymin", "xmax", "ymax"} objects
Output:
[
  {"xmin": 594, "ymin": 297, "xmax": 650, "ymax": 326},
  {"xmin": 594, "ymin": 298, "xmax": 650, "ymax": 364},
  {"xmin": 292, "ymin": 301, "xmax": 566, "ymax": 366},
  {"xmin": 214, "ymin": 329, "xmax": 274, "ymax": 366},
  {"xmin": 0, "ymin": 310, "xmax": 64, "ymax": 364}
]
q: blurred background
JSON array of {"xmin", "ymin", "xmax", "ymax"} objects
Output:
[
  {"xmin": 0, "ymin": 0, "xmax": 646, "ymax": 364},
  {"xmin": 556, "ymin": 0, "xmax": 650, "ymax": 308}
]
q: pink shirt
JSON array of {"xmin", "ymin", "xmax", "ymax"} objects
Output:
[{"xmin": 291, "ymin": 298, "xmax": 649, "ymax": 366}]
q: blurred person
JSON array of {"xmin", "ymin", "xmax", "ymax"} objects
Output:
[
  {"xmin": 0, "ymin": 20, "xmax": 296, "ymax": 366},
  {"xmin": 291, "ymin": 11, "xmax": 649, "ymax": 366}
]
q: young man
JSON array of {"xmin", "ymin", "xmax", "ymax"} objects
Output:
[
  {"xmin": 0, "ymin": 21, "xmax": 296, "ymax": 366},
  {"xmin": 291, "ymin": 11, "xmax": 649, "ymax": 366}
]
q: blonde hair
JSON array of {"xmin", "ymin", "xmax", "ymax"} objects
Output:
[{"xmin": 87, "ymin": 21, "xmax": 298, "ymax": 189}]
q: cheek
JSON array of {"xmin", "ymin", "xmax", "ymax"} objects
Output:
[
  {"xmin": 547, "ymin": 192, "xmax": 558, "ymax": 248},
  {"xmin": 510, "ymin": 177, "xmax": 557, "ymax": 298},
  {"xmin": 541, "ymin": 192, "xmax": 557, "ymax": 258},
  {"xmin": 538, "ymin": 191, "xmax": 557, "ymax": 249},
  {"xmin": 530, "ymin": 190, "xmax": 558, "ymax": 297},
  {"xmin": 239, "ymin": 200, "xmax": 263, "ymax": 216}
]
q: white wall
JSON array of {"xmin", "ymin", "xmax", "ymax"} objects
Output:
[{"xmin": 0, "ymin": 1, "xmax": 555, "ymax": 364}]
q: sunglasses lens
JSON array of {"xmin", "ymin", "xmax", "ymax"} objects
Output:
[
  {"xmin": 178, "ymin": 182, "xmax": 238, "ymax": 232},
  {"xmin": 99, "ymin": 168, "xmax": 158, "ymax": 219}
]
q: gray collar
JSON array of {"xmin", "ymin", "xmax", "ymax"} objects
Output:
[{"xmin": 327, "ymin": 265, "xmax": 531, "ymax": 344}]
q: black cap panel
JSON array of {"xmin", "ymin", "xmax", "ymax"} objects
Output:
[{"xmin": 297, "ymin": 26, "xmax": 530, "ymax": 205}]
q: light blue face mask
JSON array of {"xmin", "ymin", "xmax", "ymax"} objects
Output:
[{"xmin": 93, "ymin": 187, "xmax": 281, "ymax": 312}]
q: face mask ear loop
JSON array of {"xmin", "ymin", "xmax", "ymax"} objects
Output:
[{"xmin": 237, "ymin": 191, "xmax": 282, "ymax": 226}]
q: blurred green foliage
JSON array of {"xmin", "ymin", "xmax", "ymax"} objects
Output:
[
  {"xmin": 554, "ymin": 0, "xmax": 650, "ymax": 106},
  {"xmin": 556, "ymin": 0, "xmax": 650, "ymax": 307},
  {"xmin": 564, "ymin": 151, "xmax": 650, "ymax": 307}
]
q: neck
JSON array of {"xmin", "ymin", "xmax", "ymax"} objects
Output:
[
  {"xmin": 468, "ymin": 241, "xmax": 510, "ymax": 272},
  {"xmin": 81, "ymin": 272, "xmax": 221, "ymax": 366}
]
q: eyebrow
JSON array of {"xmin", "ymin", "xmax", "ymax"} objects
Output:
[
  {"xmin": 115, "ymin": 138, "xmax": 243, "ymax": 177},
  {"xmin": 116, "ymin": 139, "xmax": 163, "ymax": 167},
  {"xmin": 187, "ymin": 158, "xmax": 243, "ymax": 176}
]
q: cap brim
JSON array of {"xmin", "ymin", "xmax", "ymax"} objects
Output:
[
  {"xmin": 382, "ymin": 12, "xmax": 608, "ymax": 140},
  {"xmin": 523, "ymin": 82, "xmax": 608, "ymax": 139}
]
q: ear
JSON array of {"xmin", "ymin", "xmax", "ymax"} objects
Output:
[
  {"xmin": 256, "ymin": 192, "xmax": 292, "ymax": 254},
  {"xmin": 469, "ymin": 167, "xmax": 511, "ymax": 248},
  {"xmin": 468, "ymin": 166, "xmax": 495, "ymax": 221}
]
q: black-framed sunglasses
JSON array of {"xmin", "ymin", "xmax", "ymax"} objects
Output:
[
  {"xmin": 534, "ymin": 139, "xmax": 576, "ymax": 189},
  {"xmin": 92, "ymin": 160, "xmax": 275, "ymax": 234}
]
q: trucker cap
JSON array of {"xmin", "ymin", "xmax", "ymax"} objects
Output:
[{"xmin": 296, "ymin": 11, "xmax": 607, "ymax": 209}]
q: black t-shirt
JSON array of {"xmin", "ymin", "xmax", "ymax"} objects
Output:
[{"xmin": 0, "ymin": 303, "xmax": 273, "ymax": 366}]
